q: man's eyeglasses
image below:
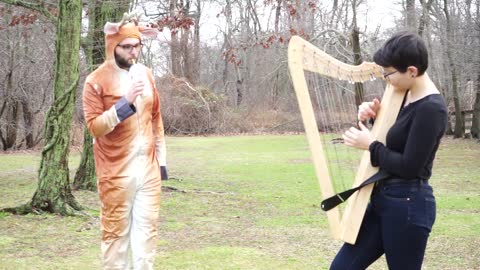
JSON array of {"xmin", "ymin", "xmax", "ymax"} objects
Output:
[
  {"xmin": 117, "ymin": 43, "xmax": 143, "ymax": 52},
  {"xmin": 382, "ymin": 70, "xmax": 398, "ymax": 80}
]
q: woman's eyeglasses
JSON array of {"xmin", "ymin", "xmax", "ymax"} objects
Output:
[{"xmin": 382, "ymin": 70, "xmax": 398, "ymax": 79}]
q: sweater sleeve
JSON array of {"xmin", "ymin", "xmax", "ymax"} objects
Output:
[{"xmin": 369, "ymin": 101, "xmax": 446, "ymax": 179}]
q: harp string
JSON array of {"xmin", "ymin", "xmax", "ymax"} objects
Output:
[
  {"xmin": 305, "ymin": 58, "xmax": 356, "ymax": 194},
  {"xmin": 289, "ymin": 36, "xmax": 398, "ymax": 243},
  {"xmin": 318, "ymin": 75, "xmax": 346, "ymax": 191},
  {"xmin": 303, "ymin": 45, "xmax": 379, "ymax": 213}
]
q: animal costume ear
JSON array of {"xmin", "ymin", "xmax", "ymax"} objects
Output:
[
  {"xmin": 104, "ymin": 22, "xmax": 120, "ymax": 35},
  {"xmin": 139, "ymin": 26, "xmax": 158, "ymax": 39}
]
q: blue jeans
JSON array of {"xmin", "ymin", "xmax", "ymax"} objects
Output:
[{"xmin": 330, "ymin": 179, "xmax": 436, "ymax": 270}]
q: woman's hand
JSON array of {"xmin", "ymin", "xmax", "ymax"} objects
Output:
[
  {"xmin": 358, "ymin": 98, "xmax": 380, "ymax": 121},
  {"xmin": 343, "ymin": 122, "xmax": 374, "ymax": 150}
]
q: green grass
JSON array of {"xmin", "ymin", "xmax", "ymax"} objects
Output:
[{"xmin": 0, "ymin": 135, "xmax": 479, "ymax": 269}]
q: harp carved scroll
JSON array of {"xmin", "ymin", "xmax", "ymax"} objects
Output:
[{"xmin": 288, "ymin": 36, "xmax": 406, "ymax": 244}]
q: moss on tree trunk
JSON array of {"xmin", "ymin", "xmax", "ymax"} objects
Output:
[{"xmin": 3, "ymin": 0, "xmax": 83, "ymax": 215}]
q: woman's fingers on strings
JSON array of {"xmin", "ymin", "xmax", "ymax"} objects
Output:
[
  {"xmin": 357, "ymin": 98, "xmax": 381, "ymax": 121},
  {"xmin": 358, "ymin": 102, "xmax": 376, "ymax": 120},
  {"xmin": 358, "ymin": 121, "xmax": 368, "ymax": 131},
  {"xmin": 342, "ymin": 134, "xmax": 353, "ymax": 146},
  {"xmin": 358, "ymin": 112, "xmax": 369, "ymax": 121},
  {"xmin": 343, "ymin": 128, "xmax": 358, "ymax": 142},
  {"xmin": 348, "ymin": 126, "xmax": 359, "ymax": 135},
  {"xmin": 370, "ymin": 98, "xmax": 381, "ymax": 115}
]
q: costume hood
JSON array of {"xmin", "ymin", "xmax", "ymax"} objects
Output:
[{"xmin": 103, "ymin": 13, "xmax": 158, "ymax": 62}]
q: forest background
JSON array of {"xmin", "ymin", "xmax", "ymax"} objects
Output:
[
  {"xmin": 0, "ymin": 0, "xmax": 478, "ymax": 217},
  {"xmin": 0, "ymin": 1, "xmax": 479, "ymax": 268},
  {"xmin": 1, "ymin": 0, "xmax": 479, "ymax": 150}
]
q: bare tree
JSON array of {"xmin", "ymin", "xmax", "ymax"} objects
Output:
[
  {"xmin": 2, "ymin": 0, "xmax": 83, "ymax": 215},
  {"xmin": 418, "ymin": 0, "xmax": 434, "ymax": 36},
  {"xmin": 471, "ymin": 0, "xmax": 480, "ymax": 139},
  {"xmin": 405, "ymin": 0, "xmax": 417, "ymax": 31},
  {"xmin": 3, "ymin": 0, "xmax": 476, "ymax": 139},
  {"xmin": 0, "ymin": 4, "xmax": 55, "ymax": 150},
  {"xmin": 442, "ymin": 0, "xmax": 464, "ymax": 138},
  {"xmin": 350, "ymin": 0, "xmax": 365, "ymax": 106}
]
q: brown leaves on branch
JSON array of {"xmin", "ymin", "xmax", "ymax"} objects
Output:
[
  {"xmin": 156, "ymin": 15, "xmax": 194, "ymax": 34},
  {"xmin": 9, "ymin": 13, "xmax": 37, "ymax": 26},
  {"xmin": 1, "ymin": 4, "xmax": 56, "ymax": 30},
  {"xmin": 263, "ymin": 0, "xmax": 317, "ymax": 18},
  {"xmin": 222, "ymin": 28, "xmax": 309, "ymax": 66},
  {"xmin": 257, "ymin": 29, "xmax": 309, "ymax": 48},
  {"xmin": 222, "ymin": 48, "xmax": 242, "ymax": 66},
  {"xmin": 0, "ymin": 3, "xmax": 57, "ymax": 25}
]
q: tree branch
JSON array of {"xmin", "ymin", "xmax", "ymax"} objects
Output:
[{"xmin": 0, "ymin": 0, "xmax": 57, "ymax": 23}]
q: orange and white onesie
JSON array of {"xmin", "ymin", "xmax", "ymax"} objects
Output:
[{"xmin": 82, "ymin": 21, "xmax": 165, "ymax": 269}]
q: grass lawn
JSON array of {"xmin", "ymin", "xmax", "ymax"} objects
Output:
[{"xmin": 0, "ymin": 135, "xmax": 479, "ymax": 269}]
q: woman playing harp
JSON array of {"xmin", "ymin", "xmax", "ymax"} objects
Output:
[{"xmin": 331, "ymin": 32, "xmax": 448, "ymax": 270}]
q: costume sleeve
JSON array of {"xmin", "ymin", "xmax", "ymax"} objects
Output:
[
  {"xmin": 149, "ymin": 71, "xmax": 167, "ymax": 171},
  {"xmin": 83, "ymin": 81, "xmax": 135, "ymax": 138},
  {"xmin": 369, "ymin": 102, "xmax": 447, "ymax": 179}
]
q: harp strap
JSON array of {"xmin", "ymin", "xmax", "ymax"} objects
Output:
[{"xmin": 321, "ymin": 170, "xmax": 391, "ymax": 211}]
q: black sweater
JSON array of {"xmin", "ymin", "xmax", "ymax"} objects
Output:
[{"xmin": 369, "ymin": 94, "xmax": 448, "ymax": 180}]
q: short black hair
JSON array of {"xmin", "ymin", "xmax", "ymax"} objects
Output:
[{"xmin": 373, "ymin": 31, "xmax": 428, "ymax": 76}]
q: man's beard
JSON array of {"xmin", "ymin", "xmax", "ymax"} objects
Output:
[{"xmin": 115, "ymin": 52, "xmax": 132, "ymax": 69}]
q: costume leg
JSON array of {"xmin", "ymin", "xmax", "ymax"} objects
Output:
[
  {"xmin": 330, "ymin": 204, "xmax": 384, "ymax": 270},
  {"xmin": 99, "ymin": 177, "xmax": 136, "ymax": 270},
  {"xmin": 130, "ymin": 173, "xmax": 162, "ymax": 270}
]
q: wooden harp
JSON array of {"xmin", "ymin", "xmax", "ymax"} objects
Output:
[{"xmin": 288, "ymin": 36, "xmax": 405, "ymax": 244}]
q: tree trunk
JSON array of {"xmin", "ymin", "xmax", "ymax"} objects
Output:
[
  {"xmin": 472, "ymin": 82, "xmax": 480, "ymax": 138},
  {"xmin": 3, "ymin": 0, "xmax": 84, "ymax": 215},
  {"xmin": 191, "ymin": 0, "xmax": 201, "ymax": 84},
  {"xmin": 443, "ymin": 0, "xmax": 464, "ymax": 138},
  {"xmin": 1, "ymin": 37, "xmax": 19, "ymax": 150},
  {"xmin": 181, "ymin": 27, "xmax": 191, "ymax": 81},
  {"xmin": 73, "ymin": 128, "xmax": 97, "ymax": 191},
  {"xmin": 4, "ymin": 98, "xmax": 19, "ymax": 150},
  {"xmin": 170, "ymin": 0, "xmax": 182, "ymax": 77},
  {"xmin": 274, "ymin": 0, "xmax": 282, "ymax": 33},
  {"xmin": 271, "ymin": 70, "xmax": 279, "ymax": 111},
  {"xmin": 471, "ymin": 1, "xmax": 480, "ymax": 139},
  {"xmin": 21, "ymin": 98, "xmax": 35, "ymax": 148},
  {"xmin": 235, "ymin": 65, "xmax": 243, "ymax": 107},
  {"xmin": 222, "ymin": 0, "xmax": 232, "ymax": 96},
  {"xmin": 472, "ymin": 36, "xmax": 480, "ymax": 138},
  {"xmin": 350, "ymin": 0, "xmax": 364, "ymax": 107},
  {"xmin": 73, "ymin": 0, "xmax": 129, "ymax": 191},
  {"xmin": 178, "ymin": 0, "xmax": 194, "ymax": 83},
  {"xmin": 405, "ymin": 0, "xmax": 417, "ymax": 31},
  {"xmin": 418, "ymin": 0, "xmax": 434, "ymax": 37},
  {"xmin": 32, "ymin": 0, "xmax": 83, "ymax": 214}
]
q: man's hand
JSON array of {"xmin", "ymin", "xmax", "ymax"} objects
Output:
[
  {"xmin": 125, "ymin": 81, "xmax": 145, "ymax": 104},
  {"xmin": 358, "ymin": 98, "xmax": 380, "ymax": 121}
]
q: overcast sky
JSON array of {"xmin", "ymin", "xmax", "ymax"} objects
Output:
[
  {"xmin": 362, "ymin": 0, "xmax": 402, "ymax": 30},
  {"xmin": 192, "ymin": 1, "xmax": 403, "ymax": 43}
]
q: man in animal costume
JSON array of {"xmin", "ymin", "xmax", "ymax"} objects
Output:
[{"xmin": 82, "ymin": 14, "xmax": 166, "ymax": 269}]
